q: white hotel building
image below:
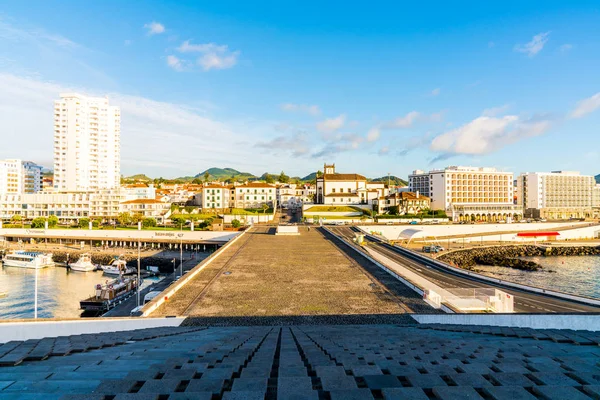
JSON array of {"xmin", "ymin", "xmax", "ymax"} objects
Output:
[
  {"xmin": 53, "ymin": 93, "xmax": 120, "ymax": 192},
  {"xmin": 409, "ymin": 166, "xmax": 522, "ymax": 222},
  {"xmin": 516, "ymin": 171, "xmax": 595, "ymax": 219}
]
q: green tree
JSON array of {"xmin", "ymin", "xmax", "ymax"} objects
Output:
[
  {"xmin": 262, "ymin": 204, "xmax": 270, "ymax": 214},
  {"xmin": 92, "ymin": 218, "xmax": 101, "ymax": 228},
  {"xmin": 117, "ymin": 212, "xmax": 132, "ymax": 226},
  {"xmin": 10, "ymin": 214, "xmax": 22, "ymax": 223},
  {"xmin": 264, "ymin": 173, "xmax": 274, "ymax": 184},
  {"xmin": 278, "ymin": 171, "xmax": 290, "ymax": 183},
  {"xmin": 204, "ymin": 171, "xmax": 210, "ymax": 183},
  {"xmin": 78, "ymin": 218, "xmax": 90, "ymax": 229},
  {"xmin": 192, "ymin": 177, "xmax": 202, "ymax": 184},
  {"xmin": 388, "ymin": 205, "xmax": 399, "ymax": 215},
  {"xmin": 48, "ymin": 215, "xmax": 59, "ymax": 228},
  {"xmin": 231, "ymin": 219, "xmax": 241, "ymax": 228},
  {"xmin": 171, "ymin": 215, "xmax": 186, "ymax": 228},
  {"xmin": 142, "ymin": 217, "xmax": 157, "ymax": 228},
  {"xmin": 131, "ymin": 213, "xmax": 144, "ymax": 224},
  {"xmin": 184, "ymin": 206, "xmax": 195, "ymax": 214},
  {"xmin": 31, "ymin": 217, "xmax": 46, "ymax": 228}
]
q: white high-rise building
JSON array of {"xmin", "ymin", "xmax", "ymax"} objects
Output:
[
  {"xmin": 53, "ymin": 93, "xmax": 121, "ymax": 192},
  {"xmin": 0, "ymin": 159, "xmax": 43, "ymax": 194},
  {"xmin": 409, "ymin": 166, "xmax": 522, "ymax": 222},
  {"xmin": 516, "ymin": 171, "xmax": 594, "ymax": 219}
]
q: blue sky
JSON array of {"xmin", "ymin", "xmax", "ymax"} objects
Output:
[{"xmin": 0, "ymin": 1, "xmax": 599, "ymax": 178}]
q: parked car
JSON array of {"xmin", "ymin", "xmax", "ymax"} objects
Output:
[{"xmin": 409, "ymin": 221, "xmax": 418, "ymax": 225}]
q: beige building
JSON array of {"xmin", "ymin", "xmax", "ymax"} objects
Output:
[
  {"xmin": 315, "ymin": 164, "xmax": 386, "ymax": 206},
  {"xmin": 120, "ymin": 199, "xmax": 170, "ymax": 222},
  {"xmin": 373, "ymin": 191, "xmax": 431, "ymax": 215},
  {"xmin": 409, "ymin": 166, "xmax": 522, "ymax": 222},
  {"xmin": 277, "ymin": 184, "xmax": 315, "ymax": 209},
  {"xmin": 517, "ymin": 171, "xmax": 595, "ymax": 219},
  {"xmin": 0, "ymin": 159, "xmax": 43, "ymax": 195}
]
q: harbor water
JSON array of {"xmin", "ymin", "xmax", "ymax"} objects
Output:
[
  {"xmin": 476, "ymin": 255, "xmax": 600, "ymax": 299},
  {"xmin": 0, "ymin": 263, "xmax": 160, "ymax": 319}
]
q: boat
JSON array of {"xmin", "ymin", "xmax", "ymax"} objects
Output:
[
  {"xmin": 79, "ymin": 276, "xmax": 140, "ymax": 312},
  {"xmin": 101, "ymin": 256, "xmax": 134, "ymax": 275},
  {"xmin": 1, "ymin": 251, "xmax": 54, "ymax": 269},
  {"xmin": 69, "ymin": 253, "xmax": 97, "ymax": 272}
]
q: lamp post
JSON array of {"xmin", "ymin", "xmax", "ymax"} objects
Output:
[
  {"xmin": 34, "ymin": 264, "xmax": 38, "ymax": 319},
  {"xmin": 180, "ymin": 223, "xmax": 183, "ymax": 278},
  {"xmin": 137, "ymin": 221, "xmax": 141, "ymax": 308}
]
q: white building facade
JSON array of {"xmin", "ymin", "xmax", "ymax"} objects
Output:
[
  {"xmin": 315, "ymin": 164, "xmax": 386, "ymax": 207},
  {"xmin": 409, "ymin": 166, "xmax": 522, "ymax": 222},
  {"xmin": 0, "ymin": 159, "xmax": 43, "ymax": 195},
  {"xmin": 516, "ymin": 171, "xmax": 595, "ymax": 219},
  {"xmin": 53, "ymin": 93, "xmax": 121, "ymax": 192}
]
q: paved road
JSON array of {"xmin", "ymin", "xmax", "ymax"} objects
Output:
[{"xmin": 331, "ymin": 226, "xmax": 600, "ymax": 313}]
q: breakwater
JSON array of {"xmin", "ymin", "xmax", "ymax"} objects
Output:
[{"xmin": 438, "ymin": 245, "xmax": 600, "ymax": 271}]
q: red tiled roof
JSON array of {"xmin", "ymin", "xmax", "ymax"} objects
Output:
[
  {"xmin": 325, "ymin": 193, "xmax": 359, "ymax": 197},
  {"xmin": 122, "ymin": 199, "xmax": 164, "ymax": 204},
  {"xmin": 322, "ymin": 173, "xmax": 367, "ymax": 181}
]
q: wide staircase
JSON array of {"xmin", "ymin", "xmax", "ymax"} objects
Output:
[{"xmin": 1, "ymin": 323, "xmax": 600, "ymax": 399}]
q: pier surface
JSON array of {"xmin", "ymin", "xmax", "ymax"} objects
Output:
[{"xmin": 154, "ymin": 226, "xmax": 431, "ymax": 318}]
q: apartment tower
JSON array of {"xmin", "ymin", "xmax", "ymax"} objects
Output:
[{"xmin": 53, "ymin": 93, "xmax": 120, "ymax": 192}]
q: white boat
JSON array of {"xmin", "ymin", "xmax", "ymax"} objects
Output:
[
  {"xmin": 101, "ymin": 257, "xmax": 134, "ymax": 275},
  {"xmin": 2, "ymin": 251, "xmax": 54, "ymax": 269},
  {"xmin": 69, "ymin": 253, "xmax": 97, "ymax": 272}
]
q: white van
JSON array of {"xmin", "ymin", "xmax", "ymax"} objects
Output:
[{"xmin": 143, "ymin": 291, "xmax": 162, "ymax": 304}]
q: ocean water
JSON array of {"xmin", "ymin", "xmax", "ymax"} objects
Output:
[
  {"xmin": 0, "ymin": 263, "xmax": 160, "ymax": 319},
  {"xmin": 476, "ymin": 255, "xmax": 600, "ymax": 299}
]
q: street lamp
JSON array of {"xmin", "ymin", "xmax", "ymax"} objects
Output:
[{"xmin": 137, "ymin": 221, "xmax": 141, "ymax": 307}]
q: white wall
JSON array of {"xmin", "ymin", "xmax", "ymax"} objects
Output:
[
  {"xmin": 0, "ymin": 228, "xmax": 240, "ymax": 243},
  {"xmin": 0, "ymin": 317, "xmax": 184, "ymax": 343},
  {"xmin": 362, "ymin": 222, "xmax": 593, "ymax": 240},
  {"xmin": 412, "ymin": 314, "xmax": 600, "ymax": 331}
]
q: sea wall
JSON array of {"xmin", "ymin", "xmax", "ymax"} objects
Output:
[{"xmin": 438, "ymin": 245, "xmax": 600, "ymax": 271}]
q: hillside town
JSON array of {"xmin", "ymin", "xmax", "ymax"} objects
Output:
[{"xmin": 1, "ymin": 93, "xmax": 599, "ymax": 230}]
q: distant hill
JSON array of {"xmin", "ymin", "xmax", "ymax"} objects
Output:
[
  {"xmin": 596, "ymin": 174, "xmax": 600, "ymax": 184},
  {"xmin": 371, "ymin": 175, "xmax": 408, "ymax": 187},
  {"xmin": 301, "ymin": 172, "xmax": 317, "ymax": 181},
  {"xmin": 193, "ymin": 167, "xmax": 256, "ymax": 181},
  {"xmin": 124, "ymin": 174, "xmax": 152, "ymax": 182}
]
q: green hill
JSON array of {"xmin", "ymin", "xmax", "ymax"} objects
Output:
[
  {"xmin": 193, "ymin": 167, "xmax": 256, "ymax": 181},
  {"xmin": 301, "ymin": 172, "xmax": 317, "ymax": 181},
  {"xmin": 124, "ymin": 174, "xmax": 152, "ymax": 182},
  {"xmin": 370, "ymin": 175, "xmax": 408, "ymax": 187}
]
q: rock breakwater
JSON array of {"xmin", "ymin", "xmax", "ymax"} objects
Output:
[{"xmin": 438, "ymin": 245, "xmax": 600, "ymax": 271}]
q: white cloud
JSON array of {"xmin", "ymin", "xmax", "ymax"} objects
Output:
[
  {"xmin": 317, "ymin": 114, "xmax": 346, "ymax": 133},
  {"xmin": 560, "ymin": 44, "xmax": 573, "ymax": 52},
  {"xmin": 514, "ymin": 32, "xmax": 550, "ymax": 57},
  {"xmin": 0, "ymin": 19, "xmax": 80, "ymax": 49},
  {"xmin": 144, "ymin": 22, "xmax": 165, "ymax": 36},
  {"xmin": 384, "ymin": 111, "xmax": 421, "ymax": 129},
  {"xmin": 0, "ymin": 73, "xmax": 261, "ymax": 175},
  {"xmin": 176, "ymin": 40, "xmax": 239, "ymax": 71},
  {"xmin": 255, "ymin": 132, "xmax": 310, "ymax": 158},
  {"xmin": 430, "ymin": 88, "xmax": 441, "ymax": 97},
  {"xmin": 280, "ymin": 103, "xmax": 321, "ymax": 116},
  {"xmin": 430, "ymin": 114, "xmax": 552, "ymax": 155},
  {"xmin": 366, "ymin": 127, "xmax": 380, "ymax": 142},
  {"xmin": 166, "ymin": 55, "xmax": 183, "ymax": 71},
  {"xmin": 570, "ymin": 92, "xmax": 600, "ymax": 119},
  {"xmin": 482, "ymin": 104, "xmax": 511, "ymax": 117}
]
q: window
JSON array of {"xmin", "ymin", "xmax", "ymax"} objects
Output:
[{"xmin": 332, "ymin": 188, "xmax": 336, "ymax": 193}]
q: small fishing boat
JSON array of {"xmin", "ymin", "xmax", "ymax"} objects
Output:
[
  {"xmin": 79, "ymin": 276, "xmax": 140, "ymax": 313},
  {"xmin": 1, "ymin": 251, "xmax": 54, "ymax": 269},
  {"xmin": 69, "ymin": 253, "xmax": 97, "ymax": 272},
  {"xmin": 101, "ymin": 256, "xmax": 134, "ymax": 275}
]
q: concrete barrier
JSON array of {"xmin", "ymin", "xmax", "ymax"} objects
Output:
[
  {"xmin": 141, "ymin": 230, "xmax": 247, "ymax": 317},
  {"xmin": 0, "ymin": 317, "xmax": 185, "ymax": 342},
  {"xmin": 411, "ymin": 313, "xmax": 600, "ymax": 331},
  {"xmin": 363, "ymin": 232, "xmax": 600, "ymax": 307}
]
